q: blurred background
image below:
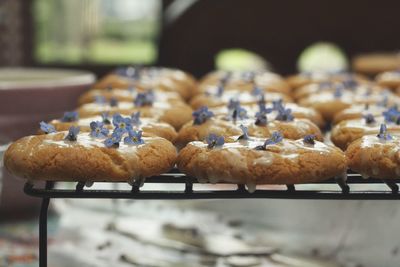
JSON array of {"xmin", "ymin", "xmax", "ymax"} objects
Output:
[
  {"xmin": 1, "ymin": 0, "xmax": 400, "ymax": 266},
  {"xmin": 1, "ymin": 0, "xmax": 400, "ymax": 76}
]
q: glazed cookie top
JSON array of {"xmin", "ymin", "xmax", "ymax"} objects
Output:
[
  {"xmin": 78, "ymin": 88, "xmax": 184, "ymax": 106},
  {"xmin": 376, "ymin": 70, "xmax": 400, "ymax": 89},
  {"xmin": 198, "ymin": 70, "xmax": 290, "ymax": 95},
  {"xmin": 210, "ymin": 101, "xmax": 325, "ymax": 128},
  {"xmin": 286, "ymin": 71, "xmax": 368, "ymax": 89},
  {"xmin": 294, "ymin": 81, "xmax": 381, "ymax": 101},
  {"xmin": 178, "ymin": 133, "xmax": 346, "ymax": 189},
  {"xmin": 346, "ymin": 124, "xmax": 400, "ymax": 179}
]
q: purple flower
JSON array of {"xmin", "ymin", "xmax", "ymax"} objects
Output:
[
  {"xmin": 40, "ymin": 121, "xmax": 56, "ymax": 134},
  {"xmin": 342, "ymin": 78, "xmax": 358, "ymax": 89},
  {"xmin": 318, "ymin": 81, "xmax": 332, "ymax": 90},
  {"xmin": 333, "ymin": 84, "xmax": 344, "ymax": 98},
  {"xmin": 61, "ymin": 111, "xmax": 78, "ymax": 122},
  {"xmin": 255, "ymin": 132, "xmax": 283, "ymax": 150},
  {"xmin": 94, "ymin": 95, "xmax": 106, "ymax": 104},
  {"xmin": 134, "ymin": 91, "xmax": 154, "ymax": 107},
  {"xmin": 205, "ymin": 133, "xmax": 225, "ymax": 149},
  {"xmin": 363, "ymin": 113, "xmax": 375, "ymax": 124},
  {"xmin": 272, "ymin": 99, "xmax": 284, "ymax": 110},
  {"xmin": 227, "ymin": 99, "xmax": 240, "ymax": 110},
  {"xmin": 115, "ymin": 66, "xmax": 139, "ymax": 79},
  {"xmin": 255, "ymin": 111, "xmax": 267, "ymax": 126},
  {"xmin": 383, "ymin": 106, "xmax": 400, "ymax": 123},
  {"xmin": 64, "ymin": 126, "xmax": 80, "ymax": 141},
  {"xmin": 215, "ymin": 84, "xmax": 224, "ymax": 97},
  {"xmin": 231, "ymin": 105, "xmax": 248, "ymax": 120},
  {"xmin": 258, "ymin": 94, "xmax": 266, "ymax": 111},
  {"xmin": 242, "ymin": 71, "xmax": 255, "ymax": 82},
  {"xmin": 104, "ymin": 128, "xmax": 124, "ymax": 148},
  {"xmin": 193, "ymin": 106, "xmax": 214, "ymax": 125},
  {"xmin": 251, "ymin": 86, "xmax": 262, "ymax": 96},
  {"xmin": 109, "ymin": 97, "xmax": 118, "ymax": 107},
  {"xmin": 131, "ymin": 111, "xmax": 141, "ymax": 126},
  {"xmin": 275, "ymin": 105, "xmax": 294, "ymax": 121},
  {"xmin": 378, "ymin": 95, "xmax": 389, "ymax": 107},
  {"xmin": 377, "ymin": 124, "xmax": 393, "ymax": 141},
  {"xmin": 112, "ymin": 113, "xmax": 132, "ymax": 132},
  {"xmin": 124, "ymin": 129, "xmax": 145, "ymax": 145},
  {"xmin": 303, "ymin": 134, "xmax": 316, "ymax": 145},
  {"xmin": 101, "ymin": 112, "xmax": 111, "ymax": 125},
  {"xmin": 220, "ymin": 72, "xmax": 232, "ymax": 85},
  {"xmin": 90, "ymin": 121, "xmax": 109, "ymax": 138},
  {"xmin": 238, "ymin": 125, "xmax": 249, "ymax": 140}
]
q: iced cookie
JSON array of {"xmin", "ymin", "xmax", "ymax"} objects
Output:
[
  {"xmin": 331, "ymin": 114, "xmax": 400, "ymax": 150},
  {"xmin": 298, "ymin": 87, "xmax": 396, "ymax": 122},
  {"xmin": 346, "ymin": 124, "xmax": 400, "ymax": 179},
  {"xmin": 77, "ymin": 92, "xmax": 193, "ymax": 130},
  {"xmin": 177, "ymin": 133, "xmax": 346, "ymax": 190},
  {"xmin": 93, "ymin": 66, "xmax": 197, "ymax": 101},
  {"xmin": 376, "ymin": 70, "xmax": 400, "ymax": 90},
  {"xmin": 332, "ymin": 104, "xmax": 391, "ymax": 125},
  {"xmin": 4, "ymin": 127, "xmax": 177, "ymax": 182},
  {"xmin": 210, "ymin": 101, "xmax": 325, "ymax": 129},
  {"xmin": 176, "ymin": 106, "xmax": 323, "ymax": 147},
  {"xmin": 286, "ymin": 71, "xmax": 368, "ymax": 89},
  {"xmin": 78, "ymin": 87, "xmax": 184, "ymax": 106}
]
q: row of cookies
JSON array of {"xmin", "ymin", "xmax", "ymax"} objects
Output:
[
  {"xmin": 4, "ymin": 66, "xmax": 398, "ymax": 190},
  {"xmin": 4, "ymin": 67, "xmax": 200, "ymax": 184}
]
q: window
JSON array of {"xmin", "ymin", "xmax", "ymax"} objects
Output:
[{"xmin": 34, "ymin": 0, "xmax": 161, "ymax": 65}]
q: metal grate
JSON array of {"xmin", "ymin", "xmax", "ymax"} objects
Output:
[
  {"xmin": 24, "ymin": 169, "xmax": 400, "ymax": 200},
  {"xmin": 23, "ymin": 169, "xmax": 400, "ymax": 267}
]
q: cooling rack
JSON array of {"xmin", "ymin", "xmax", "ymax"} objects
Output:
[{"xmin": 23, "ymin": 169, "xmax": 400, "ymax": 267}]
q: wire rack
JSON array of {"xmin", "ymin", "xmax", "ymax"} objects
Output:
[{"xmin": 23, "ymin": 169, "xmax": 400, "ymax": 267}]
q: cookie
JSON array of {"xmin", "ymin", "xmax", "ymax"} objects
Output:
[
  {"xmin": 77, "ymin": 98, "xmax": 193, "ymax": 130},
  {"xmin": 298, "ymin": 87, "xmax": 398, "ymax": 122},
  {"xmin": 78, "ymin": 88, "xmax": 184, "ymax": 106},
  {"xmin": 331, "ymin": 115, "xmax": 400, "ymax": 150},
  {"xmin": 41, "ymin": 113, "xmax": 178, "ymax": 142},
  {"xmin": 286, "ymin": 71, "xmax": 368, "ymax": 89},
  {"xmin": 177, "ymin": 133, "xmax": 346, "ymax": 190},
  {"xmin": 198, "ymin": 70, "xmax": 291, "ymax": 95},
  {"xmin": 346, "ymin": 124, "xmax": 400, "ymax": 179},
  {"xmin": 352, "ymin": 53, "xmax": 400, "ymax": 75},
  {"xmin": 4, "ymin": 128, "xmax": 177, "ymax": 182},
  {"xmin": 293, "ymin": 81, "xmax": 380, "ymax": 101},
  {"xmin": 189, "ymin": 89, "xmax": 292, "ymax": 110},
  {"xmin": 176, "ymin": 106, "xmax": 323, "ymax": 147},
  {"xmin": 93, "ymin": 67, "xmax": 197, "ymax": 101},
  {"xmin": 376, "ymin": 70, "xmax": 400, "ymax": 90},
  {"xmin": 210, "ymin": 101, "xmax": 325, "ymax": 128}
]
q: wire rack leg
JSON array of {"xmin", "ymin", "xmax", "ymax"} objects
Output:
[
  {"xmin": 39, "ymin": 181, "xmax": 54, "ymax": 267},
  {"xmin": 39, "ymin": 196, "xmax": 50, "ymax": 267}
]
